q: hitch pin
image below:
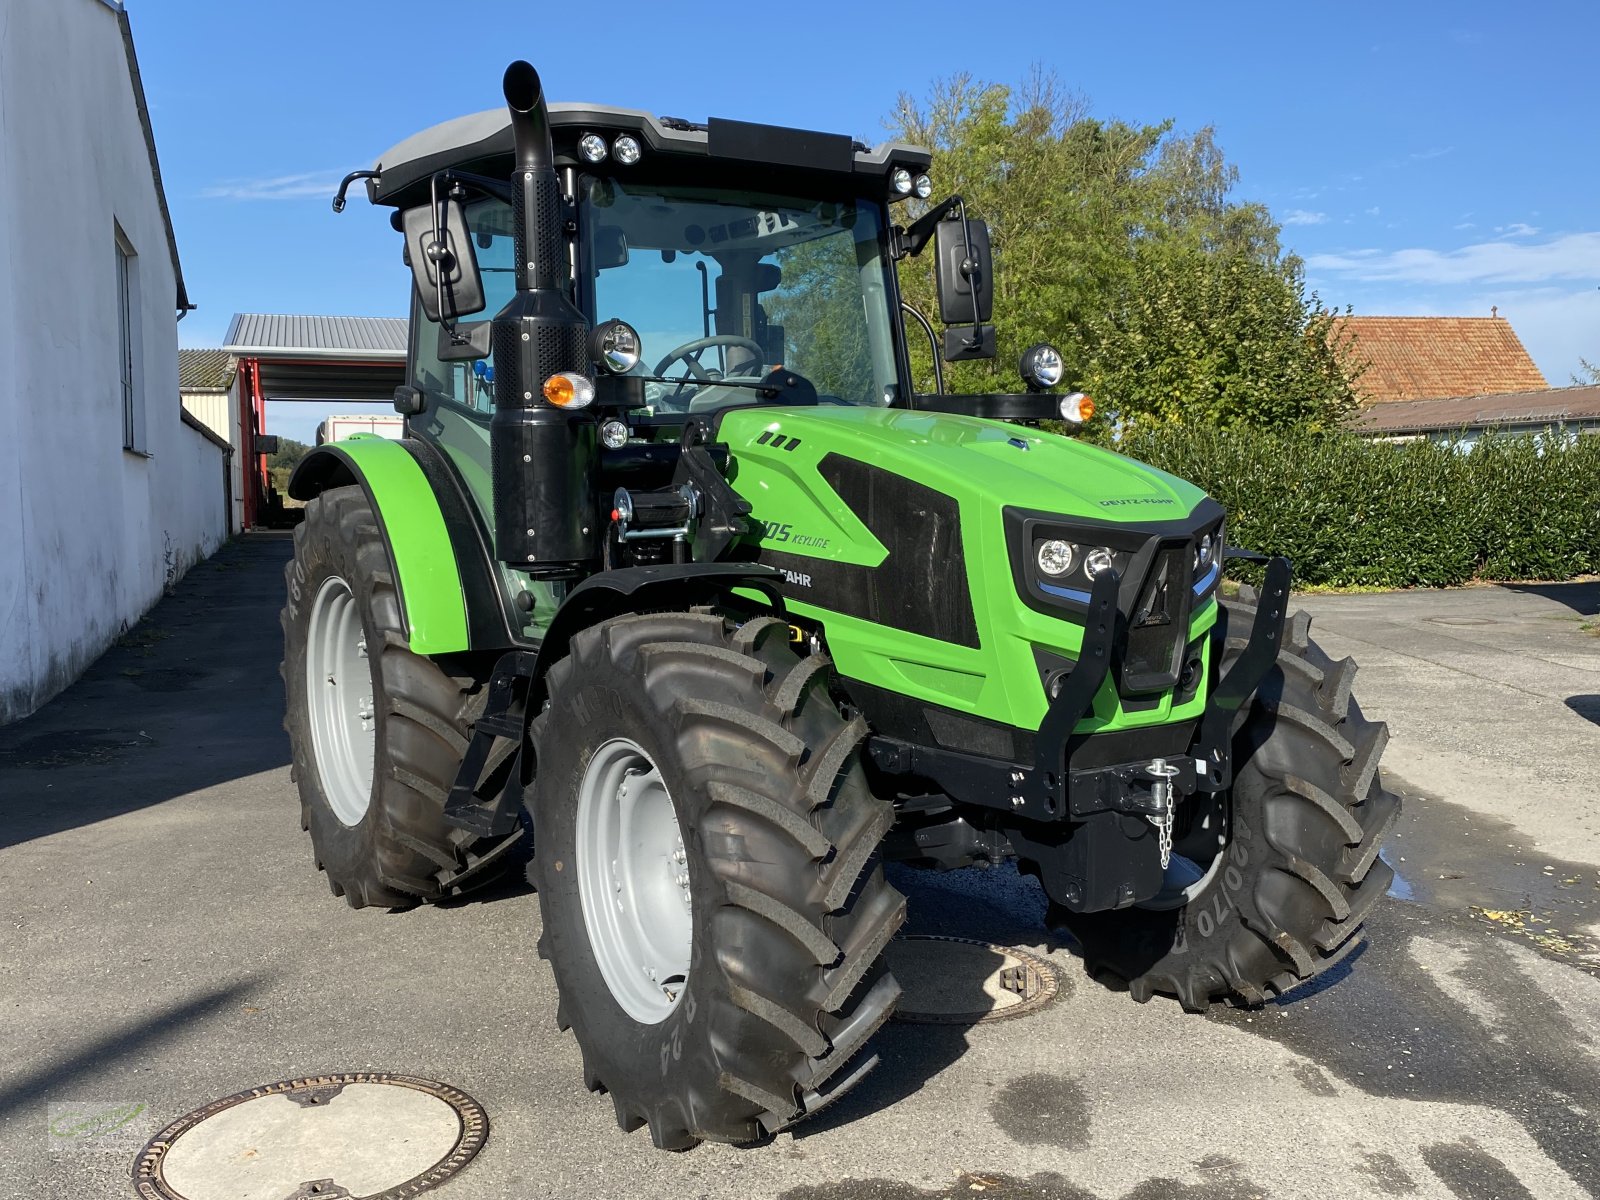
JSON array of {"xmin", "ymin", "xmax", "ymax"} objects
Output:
[{"xmin": 1147, "ymin": 757, "xmax": 1181, "ymax": 871}]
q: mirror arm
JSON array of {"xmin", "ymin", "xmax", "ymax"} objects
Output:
[
  {"xmin": 331, "ymin": 170, "xmax": 379, "ymax": 214},
  {"xmin": 900, "ymin": 302, "xmax": 944, "ymax": 397},
  {"xmin": 433, "ymin": 169, "xmax": 516, "ymax": 207},
  {"xmin": 896, "ymin": 193, "xmax": 966, "ymax": 259},
  {"xmin": 426, "ymin": 172, "xmax": 475, "ymax": 346}
]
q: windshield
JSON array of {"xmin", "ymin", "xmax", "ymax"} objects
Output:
[{"xmin": 583, "ymin": 177, "xmax": 902, "ymax": 413}]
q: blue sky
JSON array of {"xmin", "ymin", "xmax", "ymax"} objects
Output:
[{"xmin": 128, "ymin": 0, "xmax": 1600, "ymax": 442}]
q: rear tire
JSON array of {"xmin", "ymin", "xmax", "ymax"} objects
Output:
[
  {"xmin": 529, "ymin": 611, "xmax": 904, "ymax": 1148},
  {"xmin": 1057, "ymin": 594, "xmax": 1400, "ymax": 1010},
  {"xmin": 281, "ymin": 485, "xmax": 521, "ymax": 908}
]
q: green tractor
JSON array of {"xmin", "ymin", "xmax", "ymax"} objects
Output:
[{"xmin": 282, "ymin": 61, "xmax": 1398, "ymax": 1149}]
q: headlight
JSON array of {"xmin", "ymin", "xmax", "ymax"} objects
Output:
[
  {"xmin": 913, "ymin": 173, "xmax": 933, "ymax": 199},
  {"xmin": 890, "ymin": 167, "xmax": 913, "ymax": 195},
  {"xmin": 1083, "ymin": 547, "xmax": 1115, "ymax": 579},
  {"xmin": 613, "ymin": 134, "xmax": 642, "ymax": 165},
  {"xmin": 579, "ymin": 133, "xmax": 608, "ymax": 163},
  {"xmin": 1019, "ymin": 343, "xmax": 1065, "ymax": 392},
  {"xmin": 1036, "ymin": 539, "xmax": 1075, "ymax": 577},
  {"xmin": 589, "ymin": 318, "xmax": 642, "ymax": 374}
]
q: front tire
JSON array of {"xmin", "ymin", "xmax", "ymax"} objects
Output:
[
  {"xmin": 1058, "ymin": 594, "xmax": 1401, "ymax": 1010},
  {"xmin": 281, "ymin": 485, "xmax": 521, "ymax": 908},
  {"xmin": 529, "ymin": 611, "xmax": 905, "ymax": 1148}
]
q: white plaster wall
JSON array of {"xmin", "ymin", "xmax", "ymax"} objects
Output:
[
  {"xmin": 0, "ymin": 0, "xmax": 227, "ymax": 723},
  {"xmin": 183, "ymin": 384, "xmax": 246, "ymax": 532}
]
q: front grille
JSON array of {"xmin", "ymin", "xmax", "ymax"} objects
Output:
[{"xmin": 1122, "ymin": 545, "xmax": 1190, "ymax": 692}]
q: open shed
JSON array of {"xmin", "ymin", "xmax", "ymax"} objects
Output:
[{"xmin": 221, "ymin": 313, "xmax": 408, "ymax": 527}]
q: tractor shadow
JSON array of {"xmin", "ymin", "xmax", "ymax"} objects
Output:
[
  {"xmin": 795, "ymin": 861, "xmax": 1083, "ymax": 1139},
  {"xmin": 1564, "ymin": 694, "xmax": 1600, "ymax": 727}
]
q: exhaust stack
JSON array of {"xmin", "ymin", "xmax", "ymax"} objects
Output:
[{"xmin": 489, "ymin": 60, "xmax": 596, "ymax": 578}]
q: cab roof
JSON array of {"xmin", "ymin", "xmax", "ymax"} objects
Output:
[{"xmin": 367, "ymin": 102, "xmax": 932, "ymax": 208}]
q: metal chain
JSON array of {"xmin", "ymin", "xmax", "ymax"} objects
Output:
[{"xmin": 1147, "ymin": 757, "xmax": 1180, "ymax": 872}]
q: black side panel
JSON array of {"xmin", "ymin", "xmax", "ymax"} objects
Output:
[{"xmin": 757, "ymin": 454, "xmax": 980, "ymax": 649}]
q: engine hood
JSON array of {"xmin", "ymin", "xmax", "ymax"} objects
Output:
[{"xmin": 718, "ymin": 405, "xmax": 1208, "ymax": 523}]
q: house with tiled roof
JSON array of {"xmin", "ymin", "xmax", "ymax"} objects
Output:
[
  {"xmin": 1335, "ymin": 313, "xmax": 1597, "ymax": 445},
  {"xmin": 1336, "ymin": 315, "xmax": 1547, "ymax": 404}
]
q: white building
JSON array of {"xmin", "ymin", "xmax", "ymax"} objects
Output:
[
  {"xmin": 180, "ymin": 349, "xmax": 246, "ymax": 534},
  {"xmin": 0, "ymin": 0, "xmax": 229, "ymax": 723}
]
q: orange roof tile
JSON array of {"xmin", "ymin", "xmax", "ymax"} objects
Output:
[{"xmin": 1332, "ymin": 316, "xmax": 1547, "ymax": 404}]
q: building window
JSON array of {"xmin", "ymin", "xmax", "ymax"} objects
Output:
[{"xmin": 116, "ymin": 223, "xmax": 145, "ymax": 453}]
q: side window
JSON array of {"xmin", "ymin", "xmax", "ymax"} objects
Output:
[
  {"xmin": 410, "ymin": 199, "xmax": 518, "ymax": 418},
  {"xmin": 115, "ymin": 223, "xmax": 145, "ymax": 453}
]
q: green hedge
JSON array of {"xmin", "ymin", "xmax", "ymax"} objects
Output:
[{"xmin": 1112, "ymin": 424, "xmax": 1600, "ymax": 588}]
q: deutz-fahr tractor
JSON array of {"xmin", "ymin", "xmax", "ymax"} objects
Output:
[{"xmin": 282, "ymin": 61, "xmax": 1398, "ymax": 1149}]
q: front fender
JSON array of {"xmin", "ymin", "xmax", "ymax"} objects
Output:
[{"xmin": 289, "ymin": 437, "xmax": 470, "ymax": 654}]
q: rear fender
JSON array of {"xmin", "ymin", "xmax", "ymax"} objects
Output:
[{"xmin": 289, "ymin": 438, "xmax": 470, "ymax": 654}]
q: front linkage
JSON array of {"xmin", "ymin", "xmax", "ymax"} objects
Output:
[{"xmin": 868, "ymin": 557, "xmax": 1292, "ymax": 915}]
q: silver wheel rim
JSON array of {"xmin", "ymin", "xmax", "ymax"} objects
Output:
[
  {"xmin": 575, "ymin": 737, "xmax": 692, "ymax": 1024},
  {"xmin": 305, "ymin": 575, "xmax": 376, "ymax": 827}
]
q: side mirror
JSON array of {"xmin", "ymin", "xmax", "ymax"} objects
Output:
[
  {"xmin": 402, "ymin": 199, "xmax": 485, "ymax": 323},
  {"xmin": 934, "ymin": 216, "xmax": 993, "ymax": 326},
  {"xmin": 593, "ymin": 225, "xmax": 630, "ymax": 270}
]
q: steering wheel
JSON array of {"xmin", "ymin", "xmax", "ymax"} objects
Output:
[{"xmin": 653, "ymin": 334, "xmax": 767, "ymax": 382}]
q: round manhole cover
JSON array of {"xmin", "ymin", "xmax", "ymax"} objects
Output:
[
  {"xmin": 1426, "ymin": 616, "xmax": 1497, "ymax": 626},
  {"xmin": 888, "ymin": 935, "xmax": 1061, "ymax": 1024},
  {"xmin": 132, "ymin": 1073, "xmax": 487, "ymax": 1200}
]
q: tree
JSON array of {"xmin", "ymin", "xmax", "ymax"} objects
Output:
[
  {"xmin": 1575, "ymin": 358, "xmax": 1600, "ymax": 386},
  {"xmin": 267, "ymin": 437, "xmax": 310, "ymax": 472},
  {"xmin": 887, "ymin": 74, "xmax": 1360, "ymax": 428}
]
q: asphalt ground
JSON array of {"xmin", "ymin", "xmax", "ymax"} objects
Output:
[{"xmin": 2, "ymin": 536, "xmax": 1598, "ymax": 1200}]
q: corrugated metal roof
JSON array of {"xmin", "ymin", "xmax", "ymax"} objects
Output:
[
  {"xmin": 178, "ymin": 348, "xmax": 236, "ymax": 390},
  {"xmin": 222, "ymin": 314, "xmax": 408, "ymax": 361},
  {"xmin": 1355, "ymin": 385, "xmax": 1600, "ymax": 434}
]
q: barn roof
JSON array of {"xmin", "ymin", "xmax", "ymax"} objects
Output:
[{"xmin": 1335, "ymin": 315, "xmax": 1547, "ymax": 403}]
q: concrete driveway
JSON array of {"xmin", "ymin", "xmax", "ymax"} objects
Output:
[{"xmin": 3, "ymin": 537, "xmax": 1598, "ymax": 1200}]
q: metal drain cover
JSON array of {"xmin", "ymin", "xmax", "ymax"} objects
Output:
[
  {"xmin": 888, "ymin": 935, "xmax": 1061, "ymax": 1024},
  {"xmin": 132, "ymin": 1074, "xmax": 487, "ymax": 1200}
]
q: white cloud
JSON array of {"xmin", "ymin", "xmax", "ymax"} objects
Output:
[
  {"xmin": 202, "ymin": 172, "xmax": 344, "ymax": 201},
  {"xmin": 1453, "ymin": 222, "xmax": 1476, "ymax": 231},
  {"xmin": 1495, "ymin": 222, "xmax": 1540, "ymax": 238},
  {"xmin": 1283, "ymin": 209, "xmax": 1328, "ymax": 226},
  {"xmin": 1365, "ymin": 206, "xmax": 1381, "ymax": 217},
  {"xmin": 1306, "ymin": 231, "xmax": 1600, "ymax": 286}
]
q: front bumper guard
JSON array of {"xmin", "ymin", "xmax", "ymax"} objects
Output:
[{"xmin": 865, "ymin": 555, "xmax": 1292, "ymax": 825}]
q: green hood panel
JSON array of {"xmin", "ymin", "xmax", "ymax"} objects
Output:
[
  {"xmin": 717, "ymin": 405, "xmax": 1219, "ymax": 741},
  {"xmin": 720, "ymin": 407, "xmax": 1206, "ymax": 523}
]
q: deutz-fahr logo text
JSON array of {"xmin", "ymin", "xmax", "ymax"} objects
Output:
[{"xmin": 1099, "ymin": 497, "xmax": 1176, "ymax": 507}]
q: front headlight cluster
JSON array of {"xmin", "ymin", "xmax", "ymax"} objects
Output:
[
  {"xmin": 1036, "ymin": 539, "xmax": 1125, "ymax": 584},
  {"xmin": 1191, "ymin": 525, "xmax": 1224, "ymax": 597}
]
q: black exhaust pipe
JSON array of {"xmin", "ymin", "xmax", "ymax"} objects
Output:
[{"xmin": 489, "ymin": 60, "xmax": 597, "ymax": 579}]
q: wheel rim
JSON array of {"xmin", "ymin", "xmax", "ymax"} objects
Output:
[
  {"xmin": 575, "ymin": 737, "xmax": 693, "ymax": 1024},
  {"xmin": 305, "ymin": 575, "xmax": 376, "ymax": 827}
]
